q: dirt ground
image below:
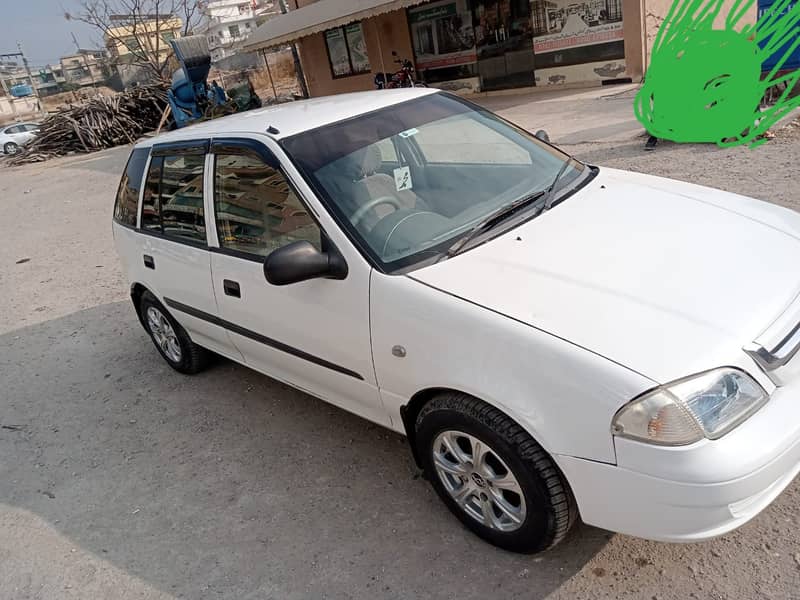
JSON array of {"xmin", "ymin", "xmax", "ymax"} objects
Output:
[{"xmin": 2, "ymin": 115, "xmax": 800, "ymax": 600}]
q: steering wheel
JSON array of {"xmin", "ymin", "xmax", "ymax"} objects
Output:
[{"xmin": 351, "ymin": 196, "xmax": 402, "ymax": 227}]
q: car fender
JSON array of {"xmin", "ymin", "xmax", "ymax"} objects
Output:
[{"xmin": 370, "ymin": 271, "xmax": 656, "ymax": 464}]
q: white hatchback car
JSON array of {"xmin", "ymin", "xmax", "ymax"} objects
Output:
[
  {"xmin": 0, "ymin": 121, "xmax": 39, "ymax": 154},
  {"xmin": 113, "ymin": 89, "xmax": 800, "ymax": 553}
]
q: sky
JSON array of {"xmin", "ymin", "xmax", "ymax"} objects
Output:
[{"xmin": 0, "ymin": 1, "xmax": 103, "ymax": 68}]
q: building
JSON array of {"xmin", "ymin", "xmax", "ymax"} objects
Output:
[
  {"xmin": 243, "ymin": 0, "xmax": 756, "ymax": 96},
  {"xmin": 60, "ymin": 49, "xmax": 109, "ymax": 88},
  {"xmin": 0, "ymin": 61, "xmax": 33, "ymax": 94},
  {"xmin": 105, "ymin": 14, "xmax": 184, "ymax": 86},
  {"xmin": 0, "ymin": 61, "xmax": 65, "ymax": 98},
  {"xmin": 197, "ymin": 0, "xmax": 281, "ymax": 64},
  {"xmin": 34, "ymin": 64, "xmax": 67, "ymax": 96}
]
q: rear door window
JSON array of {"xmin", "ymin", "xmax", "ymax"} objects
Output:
[
  {"xmin": 113, "ymin": 147, "xmax": 149, "ymax": 227},
  {"xmin": 161, "ymin": 155, "xmax": 206, "ymax": 242},
  {"xmin": 138, "ymin": 150, "xmax": 207, "ymax": 245}
]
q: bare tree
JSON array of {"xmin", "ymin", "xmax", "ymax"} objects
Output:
[{"xmin": 66, "ymin": 0, "xmax": 202, "ymax": 82}]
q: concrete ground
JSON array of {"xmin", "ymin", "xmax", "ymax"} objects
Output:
[
  {"xmin": 2, "ymin": 98, "xmax": 800, "ymax": 600},
  {"xmin": 474, "ymin": 84, "xmax": 646, "ymax": 145}
]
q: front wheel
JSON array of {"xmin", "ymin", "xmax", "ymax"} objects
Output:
[
  {"xmin": 4, "ymin": 142, "xmax": 18, "ymax": 155},
  {"xmin": 415, "ymin": 392, "xmax": 577, "ymax": 553}
]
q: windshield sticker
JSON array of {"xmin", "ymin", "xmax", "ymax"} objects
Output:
[
  {"xmin": 398, "ymin": 128, "xmax": 419, "ymax": 138},
  {"xmin": 394, "ymin": 166, "xmax": 413, "ymax": 191}
]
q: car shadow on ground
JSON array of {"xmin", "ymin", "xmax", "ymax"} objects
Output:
[{"xmin": 0, "ymin": 301, "xmax": 610, "ymax": 599}]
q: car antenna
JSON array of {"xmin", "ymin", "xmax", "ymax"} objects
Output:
[{"xmin": 267, "ymin": 126, "xmax": 280, "ymax": 135}]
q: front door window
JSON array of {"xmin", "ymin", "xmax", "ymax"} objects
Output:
[{"xmin": 213, "ymin": 153, "xmax": 321, "ymax": 257}]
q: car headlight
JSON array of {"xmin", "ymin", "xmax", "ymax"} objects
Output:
[{"xmin": 611, "ymin": 368, "xmax": 768, "ymax": 446}]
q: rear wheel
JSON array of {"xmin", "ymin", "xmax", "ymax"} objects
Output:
[
  {"xmin": 139, "ymin": 291, "xmax": 209, "ymax": 374},
  {"xmin": 415, "ymin": 392, "xmax": 577, "ymax": 553},
  {"xmin": 4, "ymin": 142, "xmax": 18, "ymax": 155}
]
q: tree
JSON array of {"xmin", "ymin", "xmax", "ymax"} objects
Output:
[{"xmin": 65, "ymin": 0, "xmax": 201, "ymax": 82}]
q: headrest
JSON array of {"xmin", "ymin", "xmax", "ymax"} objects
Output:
[{"xmin": 360, "ymin": 144, "xmax": 382, "ymax": 176}]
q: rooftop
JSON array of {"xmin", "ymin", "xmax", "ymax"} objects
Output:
[{"xmin": 136, "ymin": 88, "xmax": 438, "ymax": 146}]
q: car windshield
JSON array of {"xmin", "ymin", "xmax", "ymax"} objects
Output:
[{"xmin": 281, "ymin": 93, "xmax": 586, "ymax": 272}]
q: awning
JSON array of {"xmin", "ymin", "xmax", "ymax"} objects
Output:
[{"xmin": 243, "ymin": 0, "xmax": 428, "ymax": 51}]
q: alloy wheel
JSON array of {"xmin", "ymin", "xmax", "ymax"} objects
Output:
[
  {"xmin": 146, "ymin": 306, "xmax": 182, "ymax": 363},
  {"xmin": 432, "ymin": 430, "xmax": 527, "ymax": 532}
]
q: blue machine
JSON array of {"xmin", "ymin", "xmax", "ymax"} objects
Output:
[
  {"xmin": 9, "ymin": 83, "xmax": 33, "ymax": 97},
  {"xmin": 168, "ymin": 36, "xmax": 229, "ymax": 128},
  {"xmin": 758, "ymin": 0, "xmax": 800, "ymax": 74}
]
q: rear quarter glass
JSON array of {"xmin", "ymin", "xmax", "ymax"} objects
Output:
[{"xmin": 114, "ymin": 147, "xmax": 150, "ymax": 227}]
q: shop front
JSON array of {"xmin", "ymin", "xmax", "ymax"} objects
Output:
[
  {"xmin": 244, "ymin": 0, "xmax": 645, "ymax": 97},
  {"xmin": 407, "ymin": 0, "xmax": 627, "ymax": 91}
]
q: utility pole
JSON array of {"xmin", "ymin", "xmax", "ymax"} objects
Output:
[
  {"xmin": 16, "ymin": 42, "xmax": 40, "ymax": 100},
  {"xmin": 278, "ymin": 0, "xmax": 309, "ymax": 98}
]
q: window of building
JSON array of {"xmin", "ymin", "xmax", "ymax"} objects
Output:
[
  {"xmin": 113, "ymin": 147, "xmax": 149, "ymax": 227},
  {"xmin": 229, "ymin": 24, "xmax": 241, "ymax": 38},
  {"xmin": 140, "ymin": 154, "xmax": 206, "ymax": 243},
  {"xmin": 214, "ymin": 153, "xmax": 321, "ymax": 257},
  {"xmin": 122, "ymin": 36, "xmax": 142, "ymax": 53},
  {"xmin": 238, "ymin": 2, "xmax": 250, "ymax": 14},
  {"xmin": 324, "ymin": 22, "xmax": 370, "ymax": 78}
]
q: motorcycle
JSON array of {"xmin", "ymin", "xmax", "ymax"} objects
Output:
[{"xmin": 374, "ymin": 51, "xmax": 428, "ymax": 89}]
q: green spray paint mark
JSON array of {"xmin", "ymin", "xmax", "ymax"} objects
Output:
[{"xmin": 635, "ymin": 0, "xmax": 800, "ymax": 147}]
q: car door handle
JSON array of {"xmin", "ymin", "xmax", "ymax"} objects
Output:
[
  {"xmin": 223, "ymin": 279, "xmax": 241, "ymax": 298},
  {"xmin": 143, "ymin": 255, "xmax": 155, "ymax": 269}
]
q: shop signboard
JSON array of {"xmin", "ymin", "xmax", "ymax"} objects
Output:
[
  {"xmin": 409, "ymin": 0, "xmax": 477, "ymax": 70},
  {"xmin": 530, "ymin": 0, "xmax": 623, "ymax": 55}
]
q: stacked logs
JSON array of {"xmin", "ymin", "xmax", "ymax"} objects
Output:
[{"xmin": 8, "ymin": 84, "xmax": 169, "ymax": 165}]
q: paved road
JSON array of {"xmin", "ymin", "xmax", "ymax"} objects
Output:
[{"xmin": 2, "ymin": 119, "xmax": 800, "ymax": 600}]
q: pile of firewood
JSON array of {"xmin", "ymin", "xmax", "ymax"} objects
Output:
[{"xmin": 9, "ymin": 84, "xmax": 170, "ymax": 165}]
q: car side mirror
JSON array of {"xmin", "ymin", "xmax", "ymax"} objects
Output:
[
  {"xmin": 264, "ymin": 240, "xmax": 348, "ymax": 286},
  {"xmin": 534, "ymin": 130, "xmax": 550, "ymax": 143}
]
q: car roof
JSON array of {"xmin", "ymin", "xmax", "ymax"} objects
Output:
[{"xmin": 135, "ymin": 87, "xmax": 440, "ymax": 149}]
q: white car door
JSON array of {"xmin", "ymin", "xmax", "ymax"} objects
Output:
[
  {"xmin": 205, "ymin": 137, "xmax": 388, "ymax": 427},
  {"xmin": 18, "ymin": 124, "xmax": 38, "ymax": 144},
  {"xmin": 136, "ymin": 140, "xmax": 241, "ymax": 360}
]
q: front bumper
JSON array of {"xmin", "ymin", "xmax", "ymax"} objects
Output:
[{"xmin": 555, "ymin": 375, "xmax": 800, "ymax": 542}]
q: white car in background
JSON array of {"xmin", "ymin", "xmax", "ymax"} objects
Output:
[
  {"xmin": 0, "ymin": 121, "xmax": 39, "ymax": 154},
  {"xmin": 112, "ymin": 88, "xmax": 800, "ymax": 553}
]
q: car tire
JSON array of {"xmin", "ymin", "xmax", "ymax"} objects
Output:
[
  {"xmin": 415, "ymin": 392, "xmax": 577, "ymax": 553},
  {"xmin": 4, "ymin": 142, "xmax": 18, "ymax": 155},
  {"xmin": 139, "ymin": 291, "xmax": 210, "ymax": 374}
]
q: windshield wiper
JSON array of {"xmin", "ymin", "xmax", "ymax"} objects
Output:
[
  {"xmin": 541, "ymin": 157, "xmax": 574, "ymax": 212},
  {"xmin": 443, "ymin": 189, "xmax": 546, "ymax": 259},
  {"xmin": 441, "ymin": 157, "xmax": 577, "ymax": 260}
]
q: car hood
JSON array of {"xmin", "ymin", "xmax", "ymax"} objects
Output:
[{"xmin": 411, "ymin": 168, "xmax": 800, "ymax": 383}]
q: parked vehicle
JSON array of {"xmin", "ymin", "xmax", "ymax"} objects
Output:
[
  {"xmin": 113, "ymin": 88, "xmax": 800, "ymax": 553},
  {"xmin": 374, "ymin": 52, "xmax": 427, "ymax": 89},
  {"xmin": 0, "ymin": 122, "xmax": 39, "ymax": 154}
]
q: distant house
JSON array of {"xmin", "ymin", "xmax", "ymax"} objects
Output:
[
  {"xmin": 196, "ymin": 0, "xmax": 279, "ymax": 65},
  {"xmin": 60, "ymin": 49, "xmax": 109, "ymax": 88},
  {"xmin": 104, "ymin": 14, "xmax": 183, "ymax": 86}
]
